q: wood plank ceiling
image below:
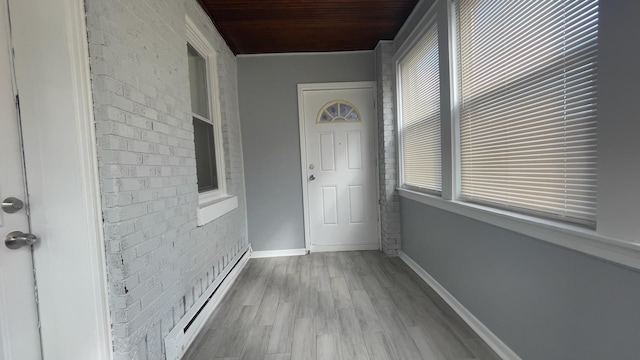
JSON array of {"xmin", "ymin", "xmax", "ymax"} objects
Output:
[{"xmin": 198, "ymin": 0, "xmax": 422, "ymax": 54}]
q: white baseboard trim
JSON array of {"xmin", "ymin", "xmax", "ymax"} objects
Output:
[
  {"xmin": 251, "ymin": 248, "xmax": 307, "ymax": 258},
  {"xmin": 165, "ymin": 244, "xmax": 251, "ymax": 360},
  {"xmin": 310, "ymin": 243, "xmax": 380, "ymax": 252},
  {"xmin": 398, "ymin": 251, "xmax": 521, "ymax": 360}
]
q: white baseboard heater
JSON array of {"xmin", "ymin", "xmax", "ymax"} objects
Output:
[{"xmin": 165, "ymin": 244, "xmax": 252, "ymax": 360}]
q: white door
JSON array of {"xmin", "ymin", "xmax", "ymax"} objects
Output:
[
  {"xmin": 300, "ymin": 83, "xmax": 379, "ymax": 252},
  {"xmin": 0, "ymin": 0, "xmax": 42, "ymax": 358}
]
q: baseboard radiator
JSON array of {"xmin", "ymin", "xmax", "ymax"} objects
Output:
[{"xmin": 165, "ymin": 244, "xmax": 252, "ymax": 360}]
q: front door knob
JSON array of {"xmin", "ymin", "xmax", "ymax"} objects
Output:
[
  {"xmin": 5, "ymin": 231, "xmax": 38, "ymax": 250},
  {"xmin": 309, "ymin": 175, "xmax": 316, "ymax": 181}
]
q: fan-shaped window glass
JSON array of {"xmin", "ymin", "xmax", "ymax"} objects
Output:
[{"xmin": 317, "ymin": 100, "xmax": 361, "ymax": 123}]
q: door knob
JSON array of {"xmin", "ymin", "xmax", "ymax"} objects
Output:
[
  {"xmin": 309, "ymin": 175, "xmax": 316, "ymax": 181},
  {"xmin": 5, "ymin": 231, "xmax": 38, "ymax": 250},
  {"xmin": 2, "ymin": 197, "xmax": 24, "ymax": 214}
]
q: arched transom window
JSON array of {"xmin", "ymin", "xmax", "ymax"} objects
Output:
[{"xmin": 317, "ymin": 100, "xmax": 361, "ymax": 123}]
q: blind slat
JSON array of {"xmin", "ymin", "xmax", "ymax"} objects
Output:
[
  {"xmin": 456, "ymin": 0, "xmax": 599, "ymax": 224},
  {"xmin": 399, "ymin": 22, "xmax": 441, "ymax": 192}
]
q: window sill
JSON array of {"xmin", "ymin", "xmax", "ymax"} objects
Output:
[
  {"xmin": 196, "ymin": 195, "xmax": 238, "ymax": 226},
  {"xmin": 397, "ymin": 188, "xmax": 640, "ymax": 270}
]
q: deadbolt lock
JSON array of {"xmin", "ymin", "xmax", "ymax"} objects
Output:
[{"xmin": 2, "ymin": 197, "xmax": 24, "ymax": 214}]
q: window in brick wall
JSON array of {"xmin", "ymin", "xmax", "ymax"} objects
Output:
[{"xmin": 187, "ymin": 27, "xmax": 226, "ymax": 202}]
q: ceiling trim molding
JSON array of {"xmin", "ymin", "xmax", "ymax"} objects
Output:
[{"xmin": 236, "ymin": 49, "xmax": 375, "ymax": 58}]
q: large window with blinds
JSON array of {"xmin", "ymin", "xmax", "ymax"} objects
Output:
[
  {"xmin": 454, "ymin": 0, "xmax": 598, "ymax": 224},
  {"xmin": 398, "ymin": 21, "xmax": 441, "ymax": 192}
]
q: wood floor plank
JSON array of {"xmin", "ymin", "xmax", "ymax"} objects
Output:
[
  {"xmin": 295, "ymin": 284, "xmax": 317, "ymax": 319},
  {"xmin": 387, "ymin": 287, "xmax": 437, "ymax": 328},
  {"xmin": 331, "ymin": 276, "xmax": 354, "ymax": 310},
  {"xmin": 190, "ymin": 327, "xmax": 248, "ymax": 359},
  {"xmin": 299, "ymin": 259, "xmax": 313, "ymax": 287},
  {"xmin": 314, "ymin": 266, "xmax": 332, "ymax": 292},
  {"xmin": 186, "ymin": 252, "xmax": 499, "ymax": 360},
  {"xmin": 316, "ymin": 290, "xmax": 335, "ymax": 319},
  {"xmin": 312, "ymin": 253, "xmax": 325, "ymax": 267},
  {"xmin": 361, "ymin": 275, "xmax": 393, "ymax": 307},
  {"xmin": 239, "ymin": 325, "xmax": 272, "ymax": 360},
  {"xmin": 314, "ymin": 315, "xmax": 340, "ymax": 336},
  {"xmin": 265, "ymin": 354, "xmax": 291, "ymax": 360},
  {"xmin": 420, "ymin": 320, "xmax": 476, "ymax": 360},
  {"xmin": 374, "ymin": 305, "xmax": 422, "ymax": 360},
  {"xmin": 368, "ymin": 262, "xmax": 395, "ymax": 288},
  {"xmin": 291, "ymin": 318, "xmax": 316, "ymax": 360},
  {"xmin": 286, "ymin": 256, "xmax": 300, "ymax": 274},
  {"xmin": 281, "ymin": 274, "xmax": 299, "ymax": 303},
  {"xmin": 337, "ymin": 252, "xmax": 356, "ymax": 269},
  {"xmin": 342, "ymin": 267, "xmax": 365, "ymax": 290},
  {"xmin": 210, "ymin": 298, "xmax": 244, "ymax": 328},
  {"xmin": 339, "ymin": 333, "xmax": 370, "ymax": 360},
  {"xmin": 350, "ymin": 252, "xmax": 370, "ymax": 275},
  {"xmin": 363, "ymin": 331, "xmax": 396, "ymax": 360},
  {"xmin": 317, "ymin": 333, "xmax": 342, "ymax": 360},
  {"xmin": 407, "ymin": 325, "xmax": 447, "ymax": 360},
  {"xmin": 465, "ymin": 339, "xmax": 502, "ymax": 360},
  {"xmin": 236, "ymin": 305, "xmax": 259, "ymax": 329},
  {"xmin": 337, "ymin": 309, "xmax": 369, "ymax": 360},
  {"xmin": 434, "ymin": 308, "xmax": 480, "ymax": 341},
  {"xmin": 267, "ymin": 302, "xmax": 295, "ymax": 354},
  {"xmin": 254, "ymin": 285, "xmax": 280, "ymax": 325},
  {"xmin": 270, "ymin": 263, "xmax": 288, "ymax": 290},
  {"xmin": 326, "ymin": 254, "xmax": 344, "ymax": 277},
  {"xmin": 351, "ymin": 289, "xmax": 382, "ymax": 332}
]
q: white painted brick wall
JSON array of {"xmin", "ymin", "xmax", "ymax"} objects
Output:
[
  {"xmin": 375, "ymin": 41, "xmax": 402, "ymax": 256},
  {"xmin": 85, "ymin": 0, "xmax": 248, "ymax": 358}
]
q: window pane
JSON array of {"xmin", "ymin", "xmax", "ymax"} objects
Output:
[
  {"xmin": 188, "ymin": 44, "xmax": 209, "ymax": 118},
  {"xmin": 399, "ymin": 21, "xmax": 441, "ymax": 192},
  {"xmin": 455, "ymin": 0, "xmax": 598, "ymax": 224},
  {"xmin": 193, "ymin": 118, "xmax": 218, "ymax": 192}
]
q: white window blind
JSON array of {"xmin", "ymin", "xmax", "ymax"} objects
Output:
[
  {"xmin": 399, "ymin": 22, "xmax": 442, "ymax": 192},
  {"xmin": 455, "ymin": 0, "xmax": 598, "ymax": 224}
]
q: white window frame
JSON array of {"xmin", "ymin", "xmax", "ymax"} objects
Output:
[
  {"xmin": 186, "ymin": 16, "xmax": 237, "ymax": 226},
  {"xmin": 393, "ymin": 0, "xmax": 640, "ymax": 270},
  {"xmin": 395, "ymin": 14, "xmax": 442, "ymax": 196}
]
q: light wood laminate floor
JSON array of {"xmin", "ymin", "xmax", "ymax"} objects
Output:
[{"xmin": 185, "ymin": 251, "xmax": 501, "ymax": 360}]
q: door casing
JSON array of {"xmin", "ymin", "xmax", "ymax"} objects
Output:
[
  {"xmin": 297, "ymin": 81, "xmax": 381, "ymax": 252},
  {"xmin": 6, "ymin": 0, "xmax": 111, "ymax": 359}
]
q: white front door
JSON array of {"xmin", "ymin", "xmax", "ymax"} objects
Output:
[
  {"xmin": 299, "ymin": 83, "xmax": 379, "ymax": 252},
  {"xmin": 0, "ymin": 0, "xmax": 42, "ymax": 358}
]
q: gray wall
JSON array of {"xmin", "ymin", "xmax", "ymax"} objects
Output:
[
  {"xmin": 401, "ymin": 198, "xmax": 640, "ymax": 359},
  {"xmin": 397, "ymin": 1, "xmax": 640, "ymax": 359},
  {"xmin": 238, "ymin": 52, "xmax": 375, "ymax": 251}
]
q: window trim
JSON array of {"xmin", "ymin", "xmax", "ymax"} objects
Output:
[
  {"xmin": 392, "ymin": 0, "xmax": 640, "ymax": 270},
  {"xmin": 187, "ymin": 16, "xmax": 236, "ymax": 225},
  {"xmin": 395, "ymin": 9, "xmax": 441, "ymax": 196},
  {"xmin": 396, "ymin": 15, "xmax": 443, "ymax": 195}
]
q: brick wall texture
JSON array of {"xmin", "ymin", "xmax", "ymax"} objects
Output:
[
  {"xmin": 84, "ymin": 0, "xmax": 248, "ymax": 358},
  {"xmin": 375, "ymin": 41, "xmax": 402, "ymax": 256}
]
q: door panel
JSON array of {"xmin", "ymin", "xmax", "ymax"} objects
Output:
[
  {"xmin": 302, "ymin": 85, "xmax": 378, "ymax": 251},
  {"xmin": 319, "ymin": 133, "xmax": 336, "ymax": 171},
  {"xmin": 346, "ymin": 131, "xmax": 362, "ymax": 170},
  {"xmin": 0, "ymin": 0, "xmax": 42, "ymax": 358}
]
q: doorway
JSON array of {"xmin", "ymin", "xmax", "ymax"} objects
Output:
[{"xmin": 298, "ymin": 82, "xmax": 380, "ymax": 252}]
